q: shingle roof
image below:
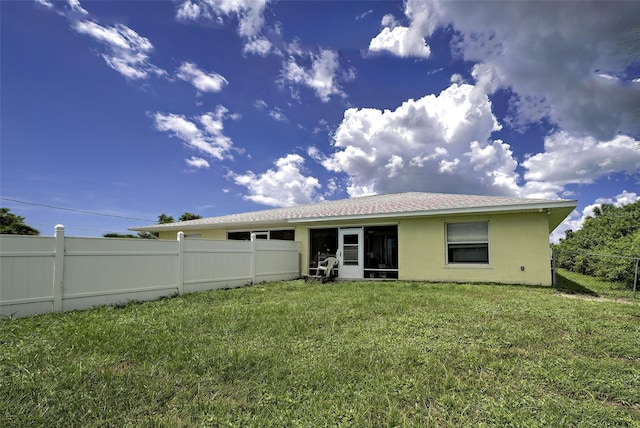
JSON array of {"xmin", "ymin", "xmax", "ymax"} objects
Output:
[{"xmin": 131, "ymin": 192, "xmax": 577, "ymax": 231}]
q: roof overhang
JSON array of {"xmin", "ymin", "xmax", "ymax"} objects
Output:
[
  {"xmin": 130, "ymin": 200, "xmax": 577, "ymax": 234},
  {"xmin": 130, "ymin": 219, "xmax": 283, "ymax": 233},
  {"xmin": 288, "ymin": 200, "xmax": 576, "ymax": 233}
]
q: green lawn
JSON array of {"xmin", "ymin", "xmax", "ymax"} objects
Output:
[
  {"xmin": 1, "ymin": 280, "xmax": 639, "ymax": 427},
  {"xmin": 556, "ymin": 268, "xmax": 638, "ymax": 300}
]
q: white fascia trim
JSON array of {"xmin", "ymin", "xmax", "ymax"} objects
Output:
[{"xmin": 286, "ymin": 201, "xmax": 578, "ymax": 224}]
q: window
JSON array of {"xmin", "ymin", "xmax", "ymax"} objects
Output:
[
  {"xmin": 227, "ymin": 230, "xmax": 294, "ymax": 241},
  {"xmin": 446, "ymin": 222, "xmax": 489, "ymax": 264},
  {"xmin": 342, "ymin": 233, "xmax": 360, "ymax": 266},
  {"xmin": 227, "ymin": 231, "xmax": 251, "ymax": 240},
  {"xmin": 270, "ymin": 230, "xmax": 295, "ymax": 241}
]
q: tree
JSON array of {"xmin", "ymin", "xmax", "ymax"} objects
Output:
[
  {"xmin": 137, "ymin": 231, "xmax": 157, "ymax": 239},
  {"xmin": 157, "ymin": 213, "xmax": 175, "ymax": 224},
  {"xmin": 0, "ymin": 208, "xmax": 40, "ymax": 235},
  {"xmin": 554, "ymin": 200, "xmax": 640, "ymax": 285},
  {"xmin": 179, "ymin": 212, "xmax": 202, "ymax": 222},
  {"xmin": 103, "ymin": 232, "xmax": 140, "ymax": 239}
]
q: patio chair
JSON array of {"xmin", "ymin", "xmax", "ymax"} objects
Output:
[
  {"xmin": 316, "ymin": 256, "xmax": 338, "ymax": 283},
  {"xmin": 303, "ymin": 256, "xmax": 338, "ymax": 283}
]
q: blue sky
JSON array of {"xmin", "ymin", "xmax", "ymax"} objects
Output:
[{"xmin": 1, "ymin": 0, "xmax": 639, "ymax": 240}]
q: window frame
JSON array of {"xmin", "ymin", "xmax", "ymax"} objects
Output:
[
  {"xmin": 226, "ymin": 229, "xmax": 295, "ymax": 241},
  {"xmin": 445, "ymin": 221, "xmax": 490, "ymax": 265}
]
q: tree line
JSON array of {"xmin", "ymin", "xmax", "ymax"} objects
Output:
[
  {"xmin": 104, "ymin": 212, "xmax": 202, "ymax": 238},
  {"xmin": 0, "ymin": 208, "xmax": 201, "ymax": 238},
  {"xmin": 553, "ymin": 200, "xmax": 640, "ymax": 286}
]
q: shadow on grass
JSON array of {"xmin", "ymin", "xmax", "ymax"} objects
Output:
[{"xmin": 555, "ymin": 272, "xmax": 599, "ymax": 296}]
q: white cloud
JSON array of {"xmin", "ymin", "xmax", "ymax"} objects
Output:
[
  {"xmin": 381, "ymin": 14, "xmax": 398, "ymax": 28},
  {"xmin": 243, "ymin": 37, "xmax": 273, "ymax": 56},
  {"xmin": 282, "ymin": 49, "xmax": 353, "ymax": 102},
  {"xmin": 152, "ymin": 106, "xmax": 238, "ymax": 161},
  {"xmin": 36, "ymin": 0, "xmax": 165, "ymax": 81},
  {"xmin": 175, "ymin": 0, "xmax": 271, "ymax": 37},
  {"xmin": 368, "ymin": 1, "xmax": 434, "ymax": 58},
  {"xmin": 72, "ymin": 20, "xmax": 164, "ymax": 80},
  {"xmin": 357, "ymin": 0, "xmax": 640, "ymax": 204},
  {"xmin": 73, "ymin": 21, "xmax": 150, "ymax": 51},
  {"xmin": 254, "ymin": 99, "xmax": 268, "ymax": 110},
  {"xmin": 253, "ymin": 100, "xmax": 286, "ymax": 121},
  {"xmin": 522, "ymin": 133, "xmax": 640, "ymax": 189},
  {"xmin": 438, "ymin": 158, "xmax": 459, "ymax": 174},
  {"xmin": 356, "ymin": 10, "xmax": 373, "ymax": 21},
  {"xmin": 67, "ymin": 0, "xmax": 88, "ymax": 15},
  {"xmin": 35, "ymin": 0, "xmax": 54, "ymax": 8},
  {"xmin": 185, "ymin": 156, "xmax": 210, "ymax": 169},
  {"xmin": 176, "ymin": 1, "xmax": 209, "ymax": 20},
  {"xmin": 176, "ymin": 61, "xmax": 228, "ymax": 93},
  {"xmin": 320, "ymin": 81, "xmax": 515, "ymax": 197},
  {"xmin": 232, "ymin": 154, "xmax": 321, "ymax": 207},
  {"xmin": 385, "ymin": 155, "xmax": 405, "ymax": 178},
  {"xmin": 382, "ymin": 0, "xmax": 640, "ymax": 140},
  {"xmin": 268, "ymin": 108, "xmax": 287, "ymax": 122},
  {"xmin": 369, "ymin": 26, "xmax": 430, "ymax": 58},
  {"xmin": 608, "ymin": 190, "xmax": 640, "ymax": 207},
  {"xmin": 319, "ymin": 78, "xmax": 639, "ymax": 200}
]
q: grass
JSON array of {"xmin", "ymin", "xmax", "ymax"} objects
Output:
[
  {"xmin": 556, "ymin": 268, "xmax": 638, "ymax": 300},
  {"xmin": 1, "ymin": 280, "xmax": 639, "ymax": 427}
]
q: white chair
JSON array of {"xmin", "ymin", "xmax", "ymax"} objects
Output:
[{"xmin": 316, "ymin": 257, "xmax": 338, "ymax": 283}]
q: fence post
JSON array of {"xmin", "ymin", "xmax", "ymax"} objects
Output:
[
  {"xmin": 551, "ymin": 248, "xmax": 557, "ymax": 287},
  {"xmin": 177, "ymin": 232, "xmax": 185, "ymax": 295},
  {"xmin": 634, "ymin": 258, "xmax": 638, "ymax": 300},
  {"xmin": 250, "ymin": 233, "xmax": 256, "ymax": 285},
  {"xmin": 52, "ymin": 225, "xmax": 65, "ymax": 312}
]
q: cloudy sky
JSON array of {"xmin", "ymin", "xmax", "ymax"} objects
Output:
[{"xmin": 2, "ymin": 0, "xmax": 639, "ymax": 239}]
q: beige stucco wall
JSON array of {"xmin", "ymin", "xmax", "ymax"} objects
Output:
[
  {"xmin": 398, "ymin": 212, "xmax": 552, "ymax": 285},
  {"xmin": 152, "ymin": 211, "xmax": 553, "ymax": 286}
]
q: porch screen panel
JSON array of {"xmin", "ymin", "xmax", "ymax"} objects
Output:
[{"xmin": 363, "ymin": 225, "xmax": 398, "ymax": 279}]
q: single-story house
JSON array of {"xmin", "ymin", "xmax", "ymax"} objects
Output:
[{"xmin": 131, "ymin": 192, "xmax": 576, "ymax": 286}]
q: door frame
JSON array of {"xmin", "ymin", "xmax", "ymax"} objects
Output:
[{"xmin": 338, "ymin": 227, "xmax": 364, "ymax": 279}]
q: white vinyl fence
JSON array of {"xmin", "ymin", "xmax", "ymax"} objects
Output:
[{"xmin": 0, "ymin": 226, "xmax": 300, "ymax": 318}]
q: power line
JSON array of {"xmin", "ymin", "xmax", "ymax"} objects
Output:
[
  {"xmin": 1, "ymin": 197, "xmax": 155, "ymax": 222},
  {"xmin": 30, "ymin": 221, "xmax": 135, "ymax": 233}
]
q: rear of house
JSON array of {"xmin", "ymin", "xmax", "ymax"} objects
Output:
[{"xmin": 131, "ymin": 192, "xmax": 576, "ymax": 286}]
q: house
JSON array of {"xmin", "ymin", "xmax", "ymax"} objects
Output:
[{"xmin": 131, "ymin": 192, "xmax": 576, "ymax": 286}]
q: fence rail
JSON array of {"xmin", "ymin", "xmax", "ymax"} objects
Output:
[{"xmin": 1, "ymin": 226, "xmax": 300, "ymax": 318}]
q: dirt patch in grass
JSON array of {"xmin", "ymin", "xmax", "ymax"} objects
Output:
[{"xmin": 556, "ymin": 291, "xmax": 639, "ymax": 305}]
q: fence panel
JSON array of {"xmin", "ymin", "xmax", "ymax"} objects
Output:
[
  {"xmin": 62, "ymin": 237, "xmax": 180, "ymax": 311},
  {"xmin": 1, "ymin": 230, "xmax": 302, "ymax": 318},
  {"xmin": 183, "ymin": 238, "xmax": 253, "ymax": 292},
  {"xmin": 0, "ymin": 235, "xmax": 56, "ymax": 317},
  {"xmin": 255, "ymin": 239, "xmax": 301, "ymax": 283}
]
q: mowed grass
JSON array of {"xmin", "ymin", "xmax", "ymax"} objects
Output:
[
  {"xmin": 556, "ymin": 268, "xmax": 638, "ymax": 300},
  {"xmin": 1, "ymin": 281, "xmax": 639, "ymax": 427}
]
